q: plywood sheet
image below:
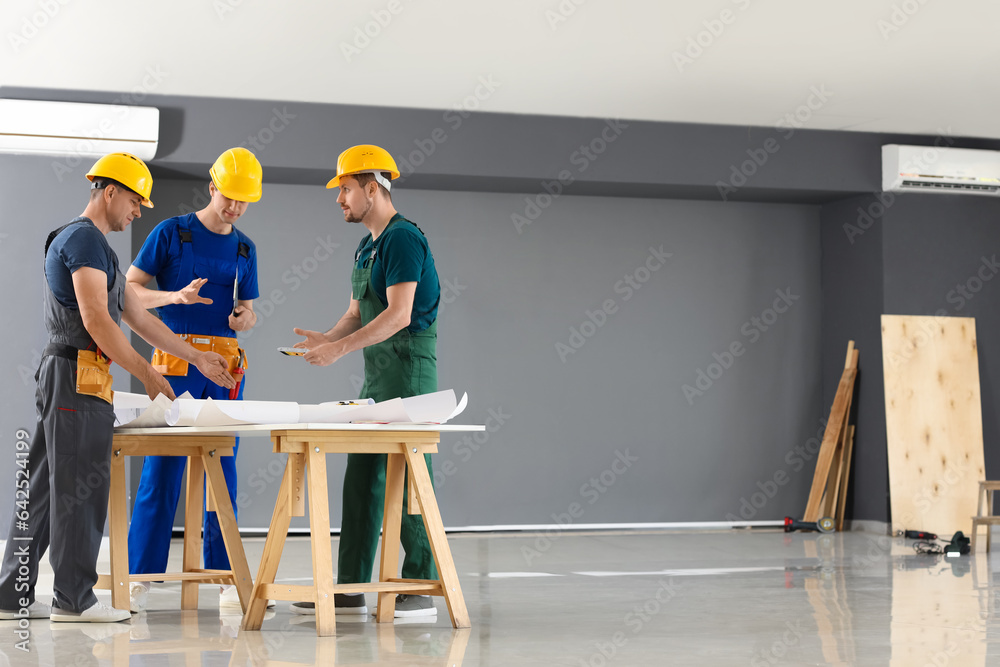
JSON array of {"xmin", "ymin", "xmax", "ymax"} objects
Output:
[{"xmin": 882, "ymin": 315, "xmax": 986, "ymax": 536}]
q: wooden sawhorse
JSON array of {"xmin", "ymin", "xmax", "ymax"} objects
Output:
[
  {"xmin": 97, "ymin": 433, "xmax": 254, "ymax": 612},
  {"xmin": 241, "ymin": 427, "xmax": 471, "ymax": 636}
]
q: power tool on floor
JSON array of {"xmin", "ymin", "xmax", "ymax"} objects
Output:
[{"xmin": 784, "ymin": 516, "xmax": 835, "ymax": 533}]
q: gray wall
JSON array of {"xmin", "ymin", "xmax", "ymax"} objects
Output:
[
  {"xmin": 821, "ymin": 193, "xmax": 1000, "ymax": 524},
  {"xmin": 127, "ymin": 179, "xmax": 822, "ymax": 530},
  {"xmin": 6, "ymin": 86, "xmax": 993, "ymax": 533}
]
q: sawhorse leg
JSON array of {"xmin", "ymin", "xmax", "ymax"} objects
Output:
[
  {"xmin": 242, "ymin": 454, "xmax": 299, "ymax": 631},
  {"xmin": 108, "ymin": 447, "xmax": 129, "ymax": 610},
  {"xmin": 403, "ymin": 446, "xmax": 470, "ymax": 628},
  {"xmin": 307, "ymin": 448, "xmax": 336, "ymax": 636},
  {"xmin": 203, "ymin": 449, "xmax": 253, "ymax": 612},
  {"xmin": 181, "ymin": 455, "xmax": 205, "ymax": 609},
  {"xmin": 376, "ymin": 452, "xmax": 407, "ymax": 622}
]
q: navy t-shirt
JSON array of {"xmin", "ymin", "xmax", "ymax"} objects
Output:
[
  {"xmin": 45, "ymin": 218, "xmax": 119, "ymax": 309},
  {"xmin": 354, "ymin": 215, "xmax": 440, "ymax": 332},
  {"xmin": 132, "ymin": 213, "xmax": 259, "ymax": 337}
]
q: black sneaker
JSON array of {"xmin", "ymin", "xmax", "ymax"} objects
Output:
[
  {"xmin": 393, "ymin": 595, "xmax": 436, "ymax": 618},
  {"xmin": 290, "ymin": 593, "xmax": 367, "ymax": 616}
]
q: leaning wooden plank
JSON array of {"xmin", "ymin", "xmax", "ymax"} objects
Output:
[
  {"xmin": 821, "ymin": 411, "xmax": 849, "ymax": 520},
  {"xmin": 836, "ymin": 426, "xmax": 856, "ymax": 532},
  {"xmin": 804, "ymin": 344, "xmax": 858, "ymax": 521},
  {"xmin": 882, "ymin": 315, "xmax": 986, "ymax": 536},
  {"xmin": 821, "ymin": 351, "xmax": 859, "ymax": 522}
]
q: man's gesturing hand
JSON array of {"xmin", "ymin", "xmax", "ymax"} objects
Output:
[
  {"xmin": 173, "ymin": 278, "xmax": 213, "ymax": 305},
  {"xmin": 196, "ymin": 351, "xmax": 237, "ymax": 389},
  {"xmin": 292, "ymin": 328, "xmax": 330, "ymax": 350}
]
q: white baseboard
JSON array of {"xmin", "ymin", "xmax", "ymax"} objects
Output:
[{"xmin": 173, "ymin": 520, "xmax": 786, "ymax": 536}]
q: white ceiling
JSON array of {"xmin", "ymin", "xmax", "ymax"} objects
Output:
[{"xmin": 3, "ymin": 0, "xmax": 998, "ymax": 138}]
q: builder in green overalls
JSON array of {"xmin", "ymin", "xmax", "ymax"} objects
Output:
[{"xmin": 291, "ymin": 144, "xmax": 441, "ymax": 618}]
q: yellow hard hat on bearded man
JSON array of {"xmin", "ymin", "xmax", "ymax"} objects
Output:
[{"xmin": 326, "ymin": 144, "xmax": 400, "ymax": 190}]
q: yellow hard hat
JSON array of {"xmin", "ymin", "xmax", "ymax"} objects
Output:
[
  {"xmin": 210, "ymin": 147, "xmax": 263, "ymax": 202},
  {"xmin": 326, "ymin": 144, "xmax": 400, "ymax": 190},
  {"xmin": 86, "ymin": 152, "xmax": 154, "ymax": 208}
]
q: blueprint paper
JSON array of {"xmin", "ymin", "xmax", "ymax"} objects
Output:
[{"xmin": 114, "ymin": 389, "xmax": 467, "ymax": 428}]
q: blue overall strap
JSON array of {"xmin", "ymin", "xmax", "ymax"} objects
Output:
[
  {"xmin": 176, "ymin": 217, "xmax": 197, "ymax": 284},
  {"xmin": 232, "ymin": 225, "xmax": 250, "ymax": 288}
]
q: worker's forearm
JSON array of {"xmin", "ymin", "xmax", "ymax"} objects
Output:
[
  {"xmin": 324, "ymin": 312, "xmax": 363, "ymax": 342},
  {"xmin": 128, "ymin": 281, "xmax": 177, "ymax": 309},
  {"xmin": 335, "ymin": 309, "xmax": 408, "ymax": 355},
  {"xmin": 125, "ymin": 309, "xmax": 203, "ymax": 363},
  {"xmin": 84, "ymin": 315, "xmax": 157, "ymax": 385}
]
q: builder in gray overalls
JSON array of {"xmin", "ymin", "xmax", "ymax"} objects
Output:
[{"xmin": 0, "ymin": 153, "xmax": 235, "ymax": 623}]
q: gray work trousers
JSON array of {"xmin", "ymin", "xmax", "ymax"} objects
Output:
[{"xmin": 0, "ymin": 356, "xmax": 114, "ymax": 613}]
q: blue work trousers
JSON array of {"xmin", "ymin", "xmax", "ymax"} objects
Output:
[{"xmin": 127, "ymin": 367, "xmax": 244, "ymax": 573}]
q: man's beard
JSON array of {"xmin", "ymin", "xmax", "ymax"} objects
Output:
[{"xmin": 345, "ymin": 197, "xmax": 373, "ymax": 223}]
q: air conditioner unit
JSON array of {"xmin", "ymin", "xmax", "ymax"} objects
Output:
[
  {"xmin": 0, "ymin": 99, "xmax": 159, "ymax": 161},
  {"xmin": 882, "ymin": 144, "xmax": 1000, "ymax": 196}
]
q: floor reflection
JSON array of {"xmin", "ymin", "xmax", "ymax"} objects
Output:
[{"xmin": 0, "ymin": 609, "xmax": 471, "ymax": 667}]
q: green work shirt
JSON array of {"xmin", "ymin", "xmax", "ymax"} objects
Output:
[{"xmin": 353, "ymin": 214, "xmax": 440, "ymax": 333}]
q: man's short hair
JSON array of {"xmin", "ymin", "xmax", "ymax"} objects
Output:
[
  {"xmin": 352, "ymin": 172, "xmax": 392, "ymax": 199},
  {"xmin": 90, "ymin": 177, "xmax": 137, "ymax": 200}
]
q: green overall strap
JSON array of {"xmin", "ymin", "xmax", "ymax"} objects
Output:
[{"xmin": 351, "ymin": 218, "xmax": 437, "ymax": 403}]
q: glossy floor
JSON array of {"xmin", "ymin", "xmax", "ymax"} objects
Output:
[{"xmin": 0, "ymin": 529, "xmax": 997, "ymax": 665}]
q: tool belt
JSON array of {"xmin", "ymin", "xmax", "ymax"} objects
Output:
[
  {"xmin": 44, "ymin": 343, "xmax": 115, "ymax": 404},
  {"xmin": 76, "ymin": 349, "xmax": 114, "ymax": 404},
  {"xmin": 152, "ymin": 334, "xmax": 247, "ymax": 377}
]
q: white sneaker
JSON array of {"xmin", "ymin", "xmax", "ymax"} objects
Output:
[
  {"xmin": 219, "ymin": 586, "xmax": 274, "ymax": 611},
  {"xmin": 129, "ymin": 582, "xmax": 149, "ymax": 613},
  {"xmin": 50, "ymin": 601, "xmax": 131, "ymax": 623},
  {"xmin": 0, "ymin": 600, "xmax": 50, "ymax": 620}
]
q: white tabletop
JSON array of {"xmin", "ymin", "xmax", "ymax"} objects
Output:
[{"xmin": 114, "ymin": 423, "xmax": 486, "ymax": 436}]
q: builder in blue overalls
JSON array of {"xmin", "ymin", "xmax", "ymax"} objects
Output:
[{"xmin": 124, "ymin": 148, "xmax": 262, "ymax": 612}]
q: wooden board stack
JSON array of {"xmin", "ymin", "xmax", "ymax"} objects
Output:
[
  {"xmin": 803, "ymin": 341, "xmax": 859, "ymax": 528},
  {"xmin": 881, "ymin": 315, "xmax": 986, "ymax": 537}
]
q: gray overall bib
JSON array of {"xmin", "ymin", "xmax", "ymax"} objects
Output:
[{"xmin": 0, "ymin": 219, "xmax": 125, "ymax": 613}]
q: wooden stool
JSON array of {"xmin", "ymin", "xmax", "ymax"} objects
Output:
[
  {"xmin": 96, "ymin": 434, "xmax": 254, "ymax": 612},
  {"xmin": 241, "ymin": 428, "xmax": 470, "ymax": 637},
  {"xmin": 970, "ymin": 481, "xmax": 1000, "ymax": 552}
]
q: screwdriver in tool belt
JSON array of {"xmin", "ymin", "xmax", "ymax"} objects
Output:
[{"xmin": 229, "ymin": 350, "xmax": 244, "ymax": 400}]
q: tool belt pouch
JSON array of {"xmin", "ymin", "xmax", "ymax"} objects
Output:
[
  {"xmin": 76, "ymin": 350, "xmax": 114, "ymax": 404},
  {"xmin": 153, "ymin": 336, "xmax": 246, "ymax": 376},
  {"xmin": 152, "ymin": 348, "xmax": 189, "ymax": 376}
]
